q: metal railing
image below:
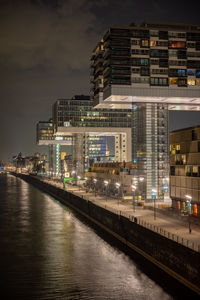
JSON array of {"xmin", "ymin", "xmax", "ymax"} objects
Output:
[{"xmin": 41, "ymin": 178, "xmax": 200, "ymax": 253}]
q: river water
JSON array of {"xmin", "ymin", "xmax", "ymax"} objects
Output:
[{"xmin": 0, "ymin": 174, "xmax": 173, "ymax": 299}]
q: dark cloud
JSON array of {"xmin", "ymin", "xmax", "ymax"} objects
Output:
[{"xmin": 0, "ymin": 0, "xmax": 200, "ymax": 160}]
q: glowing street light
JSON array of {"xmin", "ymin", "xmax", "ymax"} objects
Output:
[
  {"xmin": 77, "ymin": 176, "xmax": 81, "ymax": 190},
  {"xmin": 116, "ymin": 183, "xmax": 121, "ymax": 206},
  {"xmin": 93, "ymin": 178, "xmax": 97, "ymax": 197},
  {"xmin": 104, "ymin": 180, "xmax": 108, "ymax": 202},
  {"xmin": 131, "ymin": 185, "xmax": 136, "ymax": 212},
  {"xmin": 185, "ymin": 194, "xmax": 192, "ymax": 234},
  {"xmin": 152, "ymin": 188, "xmax": 157, "ymax": 220}
]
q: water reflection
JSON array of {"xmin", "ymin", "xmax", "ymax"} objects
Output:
[{"xmin": 0, "ymin": 175, "xmax": 172, "ymax": 299}]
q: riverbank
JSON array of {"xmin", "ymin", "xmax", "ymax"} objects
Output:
[{"xmin": 13, "ymin": 173, "xmax": 200, "ymax": 296}]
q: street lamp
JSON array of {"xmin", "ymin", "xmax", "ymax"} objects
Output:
[
  {"xmin": 139, "ymin": 177, "xmax": 144, "ymax": 182},
  {"xmin": 77, "ymin": 176, "xmax": 81, "ymax": 190},
  {"xmin": 116, "ymin": 183, "xmax": 121, "ymax": 206},
  {"xmin": 185, "ymin": 194, "xmax": 192, "ymax": 234},
  {"xmin": 152, "ymin": 188, "xmax": 157, "ymax": 220},
  {"xmin": 104, "ymin": 180, "xmax": 108, "ymax": 202},
  {"xmin": 131, "ymin": 185, "xmax": 136, "ymax": 212},
  {"xmin": 93, "ymin": 178, "xmax": 97, "ymax": 197}
]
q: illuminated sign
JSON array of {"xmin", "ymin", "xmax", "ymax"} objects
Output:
[{"xmin": 55, "ymin": 136, "xmax": 63, "ymax": 140}]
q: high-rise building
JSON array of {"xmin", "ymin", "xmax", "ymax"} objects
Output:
[{"xmin": 91, "ymin": 22, "xmax": 200, "ymax": 201}]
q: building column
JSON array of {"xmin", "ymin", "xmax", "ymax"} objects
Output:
[
  {"xmin": 132, "ymin": 103, "xmax": 169, "ymax": 201},
  {"xmin": 48, "ymin": 144, "xmax": 61, "ymax": 177}
]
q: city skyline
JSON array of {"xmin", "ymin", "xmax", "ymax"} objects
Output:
[{"xmin": 1, "ymin": 0, "xmax": 200, "ymax": 161}]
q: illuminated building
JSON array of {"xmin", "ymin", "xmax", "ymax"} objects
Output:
[
  {"xmin": 37, "ymin": 119, "xmax": 72, "ymax": 176},
  {"xmin": 52, "ymin": 95, "xmax": 132, "ymax": 175},
  {"xmin": 91, "ymin": 22, "xmax": 200, "ymax": 201},
  {"xmin": 37, "ymin": 96, "xmax": 132, "ymax": 176},
  {"xmin": 170, "ymin": 126, "xmax": 200, "ymax": 216}
]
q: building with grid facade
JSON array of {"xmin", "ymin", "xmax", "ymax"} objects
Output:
[
  {"xmin": 91, "ymin": 22, "xmax": 200, "ymax": 201},
  {"xmin": 170, "ymin": 126, "xmax": 200, "ymax": 217}
]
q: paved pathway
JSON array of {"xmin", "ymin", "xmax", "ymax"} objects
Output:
[{"xmin": 43, "ymin": 179, "xmax": 200, "ymax": 251}]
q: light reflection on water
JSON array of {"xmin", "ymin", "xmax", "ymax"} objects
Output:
[{"xmin": 0, "ymin": 175, "xmax": 172, "ymax": 299}]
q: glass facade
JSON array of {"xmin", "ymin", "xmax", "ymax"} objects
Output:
[
  {"xmin": 132, "ymin": 103, "xmax": 169, "ymax": 200},
  {"xmin": 53, "ymin": 96, "xmax": 131, "ymax": 129}
]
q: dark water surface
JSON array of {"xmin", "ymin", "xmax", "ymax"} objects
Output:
[{"xmin": 0, "ymin": 174, "xmax": 173, "ymax": 299}]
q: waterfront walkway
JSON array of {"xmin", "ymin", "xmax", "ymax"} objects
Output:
[{"xmin": 43, "ymin": 178, "xmax": 200, "ymax": 252}]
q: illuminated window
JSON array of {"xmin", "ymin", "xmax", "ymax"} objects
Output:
[
  {"xmin": 193, "ymin": 166, "xmax": 198, "ymax": 173},
  {"xmin": 150, "ymin": 40, "xmax": 156, "ymax": 47},
  {"xmin": 170, "ymin": 41, "xmax": 185, "ymax": 48},
  {"xmin": 141, "ymin": 39, "xmax": 149, "ymax": 47},
  {"xmin": 196, "ymin": 79, "xmax": 200, "ymax": 86},
  {"xmin": 187, "ymin": 79, "xmax": 195, "ymax": 86},
  {"xmin": 175, "ymin": 144, "xmax": 180, "ymax": 150},
  {"xmin": 181, "ymin": 155, "xmax": 186, "ymax": 164},
  {"xmin": 193, "ymin": 204, "xmax": 198, "ymax": 216},
  {"xmin": 169, "ymin": 78, "xmax": 178, "ymax": 85},
  {"xmin": 187, "ymin": 69, "xmax": 195, "ymax": 76},
  {"xmin": 178, "ymin": 69, "xmax": 186, "ymax": 77}
]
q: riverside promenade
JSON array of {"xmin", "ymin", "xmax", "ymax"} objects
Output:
[{"xmin": 43, "ymin": 177, "xmax": 200, "ymax": 253}]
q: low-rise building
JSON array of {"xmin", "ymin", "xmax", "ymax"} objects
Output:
[{"xmin": 170, "ymin": 126, "xmax": 200, "ymax": 217}]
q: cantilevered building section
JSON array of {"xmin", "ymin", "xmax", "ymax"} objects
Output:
[
  {"xmin": 91, "ymin": 21, "xmax": 200, "ymax": 110},
  {"xmin": 91, "ymin": 22, "xmax": 200, "ymax": 201}
]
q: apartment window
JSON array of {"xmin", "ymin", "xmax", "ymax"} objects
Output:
[
  {"xmin": 196, "ymin": 70, "xmax": 200, "ymax": 78},
  {"xmin": 169, "ymin": 60, "xmax": 186, "ymax": 66},
  {"xmin": 187, "ymin": 42, "xmax": 195, "ymax": 48},
  {"xmin": 185, "ymin": 166, "xmax": 192, "ymax": 176},
  {"xmin": 150, "ymin": 49, "xmax": 168, "ymax": 58},
  {"xmin": 150, "ymin": 40, "xmax": 156, "ymax": 47},
  {"xmin": 169, "ymin": 69, "xmax": 186, "ymax": 77},
  {"xmin": 187, "ymin": 79, "xmax": 195, "ymax": 86},
  {"xmin": 132, "ymin": 77, "xmax": 149, "ymax": 84},
  {"xmin": 159, "ymin": 59, "xmax": 168, "ymax": 67},
  {"xmin": 196, "ymin": 79, "xmax": 200, "ymax": 86},
  {"xmin": 156, "ymin": 41, "xmax": 168, "ymax": 47},
  {"xmin": 192, "ymin": 129, "xmax": 197, "ymax": 141},
  {"xmin": 196, "ymin": 42, "xmax": 200, "ymax": 51},
  {"xmin": 177, "ymin": 50, "xmax": 187, "ymax": 59},
  {"xmin": 187, "ymin": 60, "xmax": 200, "ymax": 69},
  {"xmin": 159, "ymin": 31, "xmax": 168, "ymax": 40},
  {"xmin": 141, "ymin": 39, "xmax": 149, "ymax": 48},
  {"xmin": 140, "ymin": 58, "xmax": 149, "ymax": 65},
  {"xmin": 169, "ymin": 41, "xmax": 186, "ymax": 49},
  {"xmin": 152, "ymin": 68, "xmax": 168, "ymax": 75},
  {"xmin": 193, "ymin": 166, "xmax": 198, "ymax": 174},
  {"xmin": 150, "ymin": 77, "xmax": 168, "ymax": 86},
  {"xmin": 187, "ymin": 69, "xmax": 195, "ymax": 76},
  {"xmin": 170, "ymin": 166, "xmax": 175, "ymax": 176},
  {"xmin": 168, "ymin": 50, "xmax": 177, "ymax": 57},
  {"xmin": 131, "ymin": 39, "xmax": 140, "ymax": 45},
  {"xmin": 198, "ymin": 141, "xmax": 200, "ymax": 152},
  {"xmin": 169, "ymin": 78, "xmax": 178, "ymax": 85},
  {"xmin": 140, "ymin": 67, "xmax": 150, "ymax": 76},
  {"xmin": 178, "ymin": 69, "xmax": 186, "ymax": 77},
  {"xmin": 150, "ymin": 30, "xmax": 158, "ymax": 37},
  {"xmin": 151, "ymin": 59, "xmax": 159, "ymax": 65},
  {"xmin": 169, "ymin": 32, "xmax": 185, "ymax": 38},
  {"xmin": 132, "ymin": 68, "xmax": 140, "ymax": 73}
]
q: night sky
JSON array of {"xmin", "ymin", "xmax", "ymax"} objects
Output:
[{"xmin": 1, "ymin": 0, "xmax": 200, "ymax": 161}]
